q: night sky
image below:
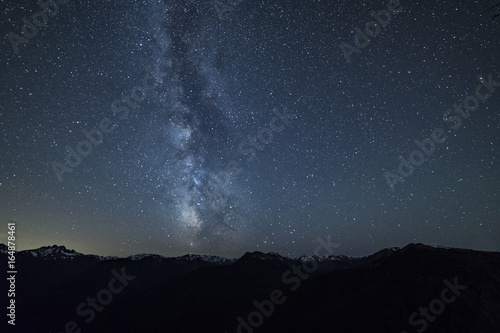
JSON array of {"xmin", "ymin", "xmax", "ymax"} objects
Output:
[{"xmin": 1, "ymin": 0, "xmax": 499, "ymax": 258}]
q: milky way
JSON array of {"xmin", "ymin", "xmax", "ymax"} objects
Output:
[{"xmin": 144, "ymin": 0, "xmax": 247, "ymax": 250}]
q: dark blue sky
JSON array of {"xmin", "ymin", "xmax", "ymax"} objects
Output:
[{"xmin": 1, "ymin": 0, "xmax": 499, "ymax": 258}]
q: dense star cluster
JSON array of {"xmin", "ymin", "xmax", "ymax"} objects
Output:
[{"xmin": 1, "ymin": 0, "xmax": 499, "ymax": 258}]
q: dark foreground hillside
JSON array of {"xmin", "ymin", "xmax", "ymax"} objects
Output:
[{"xmin": 1, "ymin": 243, "xmax": 499, "ymax": 333}]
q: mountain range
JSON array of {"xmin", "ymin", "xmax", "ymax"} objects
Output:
[{"xmin": 1, "ymin": 243, "xmax": 499, "ymax": 332}]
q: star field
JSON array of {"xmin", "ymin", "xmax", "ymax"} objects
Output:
[{"xmin": 1, "ymin": 0, "xmax": 499, "ymax": 258}]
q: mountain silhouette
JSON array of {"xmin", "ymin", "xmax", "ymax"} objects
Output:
[{"xmin": 1, "ymin": 243, "xmax": 499, "ymax": 332}]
